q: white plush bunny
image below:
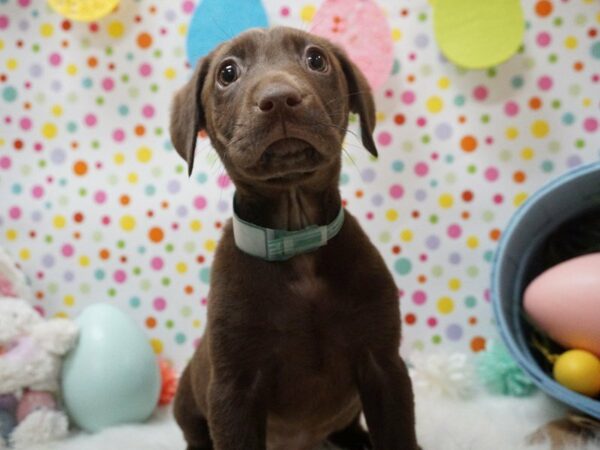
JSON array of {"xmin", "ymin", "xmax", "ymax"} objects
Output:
[
  {"xmin": 0, "ymin": 299, "xmax": 79, "ymax": 394},
  {"xmin": 0, "ymin": 248, "xmax": 78, "ymax": 449}
]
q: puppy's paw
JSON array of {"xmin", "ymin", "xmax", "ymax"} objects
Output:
[
  {"xmin": 329, "ymin": 443, "xmax": 372, "ymax": 450},
  {"xmin": 325, "ymin": 428, "xmax": 372, "ymax": 450}
]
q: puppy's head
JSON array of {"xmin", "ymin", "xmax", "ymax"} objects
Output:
[{"xmin": 170, "ymin": 27, "xmax": 377, "ymax": 190}]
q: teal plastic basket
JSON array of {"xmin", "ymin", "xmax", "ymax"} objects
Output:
[{"xmin": 492, "ymin": 162, "xmax": 600, "ymax": 419}]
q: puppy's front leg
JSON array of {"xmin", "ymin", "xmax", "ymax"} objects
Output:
[
  {"xmin": 356, "ymin": 351, "xmax": 419, "ymax": 450},
  {"xmin": 207, "ymin": 371, "xmax": 268, "ymax": 450}
]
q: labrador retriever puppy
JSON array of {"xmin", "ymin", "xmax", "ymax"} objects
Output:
[{"xmin": 170, "ymin": 26, "xmax": 419, "ymax": 450}]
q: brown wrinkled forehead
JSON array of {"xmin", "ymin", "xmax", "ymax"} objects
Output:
[{"xmin": 209, "ymin": 27, "xmax": 336, "ymax": 65}]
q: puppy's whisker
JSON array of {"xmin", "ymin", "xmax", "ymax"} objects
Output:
[
  {"xmin": 322, "ymin": 90, "xmax": 375, "ymax": 109},
  {"xmin": 294, "ymin": 14, "xmax": 314, "ymax": 34},
  {"xmin": 228, "ymin": 134, "xmax": 248, "ymax": 148},
  {"xmin": 342, "ymin": 141, "xmax": 372, "ymax": 153},
  {"xmin": 306, "ymin": 119, "xmax": 362, "ymax": 143},
  {"xmin": 342, "ymin": 146, "xmax": 362, "ymax": 175},
  {"xmin": 210, "ymin": 158, "xmax": 224, "ymax": 178},
  {"xmin": 206, "ymin": 13, "xmax": 234, "ymax": 41},
  {"xmin": 194, "ymin": 139, "xmax": 221, "ymax": 172},
  {"xmin": 194, "ymin": 140, "xmax": 215, "ymax": 158}
]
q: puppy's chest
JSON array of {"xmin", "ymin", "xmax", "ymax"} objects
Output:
[
  {"xmin": 272, "ymin": 271, "xmax": 351, "ymax": 359},
  {"xmin": 285, "ymin": 256, "xmax": 334, "ymax": 304},
  {"xmin": 286, "ymin": 269, "xmax": 339, "ymax": 324},
  {"xmin": 268, "ymin": 270, "xmax": 358, "ymax": 423},
  {"xmin": 288, "ymin": 273, "xmax": 326, "ymax": 301}
]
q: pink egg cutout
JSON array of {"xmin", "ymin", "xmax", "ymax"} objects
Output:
[
  {"xmin": 524, "ymin": 253, "xmax": 600, "ymax": 358},
  {"xmin": 310, "ymin": 0, "xmax": 394, "ymax": 91}
]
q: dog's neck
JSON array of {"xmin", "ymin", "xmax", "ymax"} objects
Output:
[{"xmin": 234, "ymin": 184, "xmax": 342, "ymax": 231}]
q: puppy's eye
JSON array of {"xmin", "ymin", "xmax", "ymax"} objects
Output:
[
  {"xmin": 306, "ymin": 48, "xmax": 328, "ymax": 72},
  {"xmin": 218, "ymin": 61, "xmax": 239, "ymax": 86}
]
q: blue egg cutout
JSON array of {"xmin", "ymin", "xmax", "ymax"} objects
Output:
[
  {"xmin": 186, "ymin": 0, "xmax": 269, "ymax": 66},
  {"xmin": 61, "ymin": 304, "xmax": 160, "ymax": 433}
]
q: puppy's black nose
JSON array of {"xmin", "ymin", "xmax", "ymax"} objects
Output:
[{"xmin": 257, "ymin": 84, "xmax": 303, "ymax": 113}]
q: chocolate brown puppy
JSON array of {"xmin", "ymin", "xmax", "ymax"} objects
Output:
[{"xmin": 170, "ymin": 26, "xmax": 419, "ymax": 450}]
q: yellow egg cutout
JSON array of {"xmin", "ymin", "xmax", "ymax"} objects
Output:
[
  {"xmin": 432, "ymin": 0, "xmax": 525, "ymax": 69},
  {"xmin": 47, "ymin": 0, "xmax": 120, "ymax": 22},
  {"xmin": 553, "ymin": 350, "xmax": 600, "ymax": 398}
]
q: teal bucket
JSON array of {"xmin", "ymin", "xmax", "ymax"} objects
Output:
[{"xmin": 492, "ymin": 162, "xmax": 600, "ymax": 419}]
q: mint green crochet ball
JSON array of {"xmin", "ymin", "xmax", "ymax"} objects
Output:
[{"xmin": 477, "ymin": 340, "xmax": 537, "ymax": 397}]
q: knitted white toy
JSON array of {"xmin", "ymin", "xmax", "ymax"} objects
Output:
[
  {"xmin": 0, "ymin": 248, "xmax": 78, "ymax": 449},
  {"xmin": 409, "ymin": 352, "xmax": 477, "ymax": 400}
]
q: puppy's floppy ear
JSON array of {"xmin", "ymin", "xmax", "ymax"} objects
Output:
[
  {"xmin": 170, "ymin": 57, "xmax": 211, "ymax": 176},
  {"xmin": 332, "ymin": 47, "xmax": 378, "ymax": 157}
]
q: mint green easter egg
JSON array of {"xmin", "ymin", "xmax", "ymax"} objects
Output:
[{"xmin": 62, "ymin": 304, "xmax": 160, "ymax": 432}]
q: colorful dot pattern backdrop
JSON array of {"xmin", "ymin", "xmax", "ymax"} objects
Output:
[{"xmin": 1, "ymin": 0, "xmax": 599, "ymax": 367}]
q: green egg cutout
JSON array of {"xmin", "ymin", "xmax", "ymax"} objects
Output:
[
  {"xmin": 432, "ymin": 0, "xmax": 525, "ymax": 69},
  {"xmin": 62, "ymin": 303, "xmax": 160, "ymax": 432}
]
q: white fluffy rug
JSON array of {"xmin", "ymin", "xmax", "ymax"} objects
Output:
[{"xmin": 25, "ymin": 390, "xmax": 599, "ymax": 450}]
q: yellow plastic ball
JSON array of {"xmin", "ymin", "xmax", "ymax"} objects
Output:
[{"xmin": 553, "ymin": 350, "xmax": 600, "ymax": 397}]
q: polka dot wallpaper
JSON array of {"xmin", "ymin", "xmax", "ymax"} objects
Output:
[{"xmin": 0, "ymin": 0, "xmax": 599, "ymax": 367}]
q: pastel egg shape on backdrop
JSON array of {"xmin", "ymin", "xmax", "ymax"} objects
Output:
[
  {"xmin": 186, "ymin": 0, "xmax": 269, "ymax": 66},
  {"xmin": 432, "ymin": 0, "xmax": 524, "ymax": 69},
  {"xmin": 47, "ymin": 0, "xmax": 120, "ymax": 22},
  {"xmin": 62, "ymin": 303, "xmax": 160, "ymax": 433},
  {"xmin": 310, "ymin": 0, "xmax": 394, "ymax": 91},
  {"xmin": 524, "ymin": 253, "xmax": 600, "ymax": 358}
]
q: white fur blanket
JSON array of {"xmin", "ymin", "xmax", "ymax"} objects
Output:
[{"xmin": 26, "ymin": 391, "xmax": 599, "ymax": 450}]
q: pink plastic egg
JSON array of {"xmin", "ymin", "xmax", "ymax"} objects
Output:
[{"xmin": 524, "ymin": 253, "xmax": 600, "ymax": 357}]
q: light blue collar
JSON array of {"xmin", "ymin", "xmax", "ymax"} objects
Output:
[{"xmin": 232, "ymin": 200, "xmax": 345, "ymax": 261}]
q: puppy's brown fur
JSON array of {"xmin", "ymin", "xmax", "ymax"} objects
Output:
[{"xmin": 170, "ymin": 27, "xmax": 418, "ymax": 450}]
